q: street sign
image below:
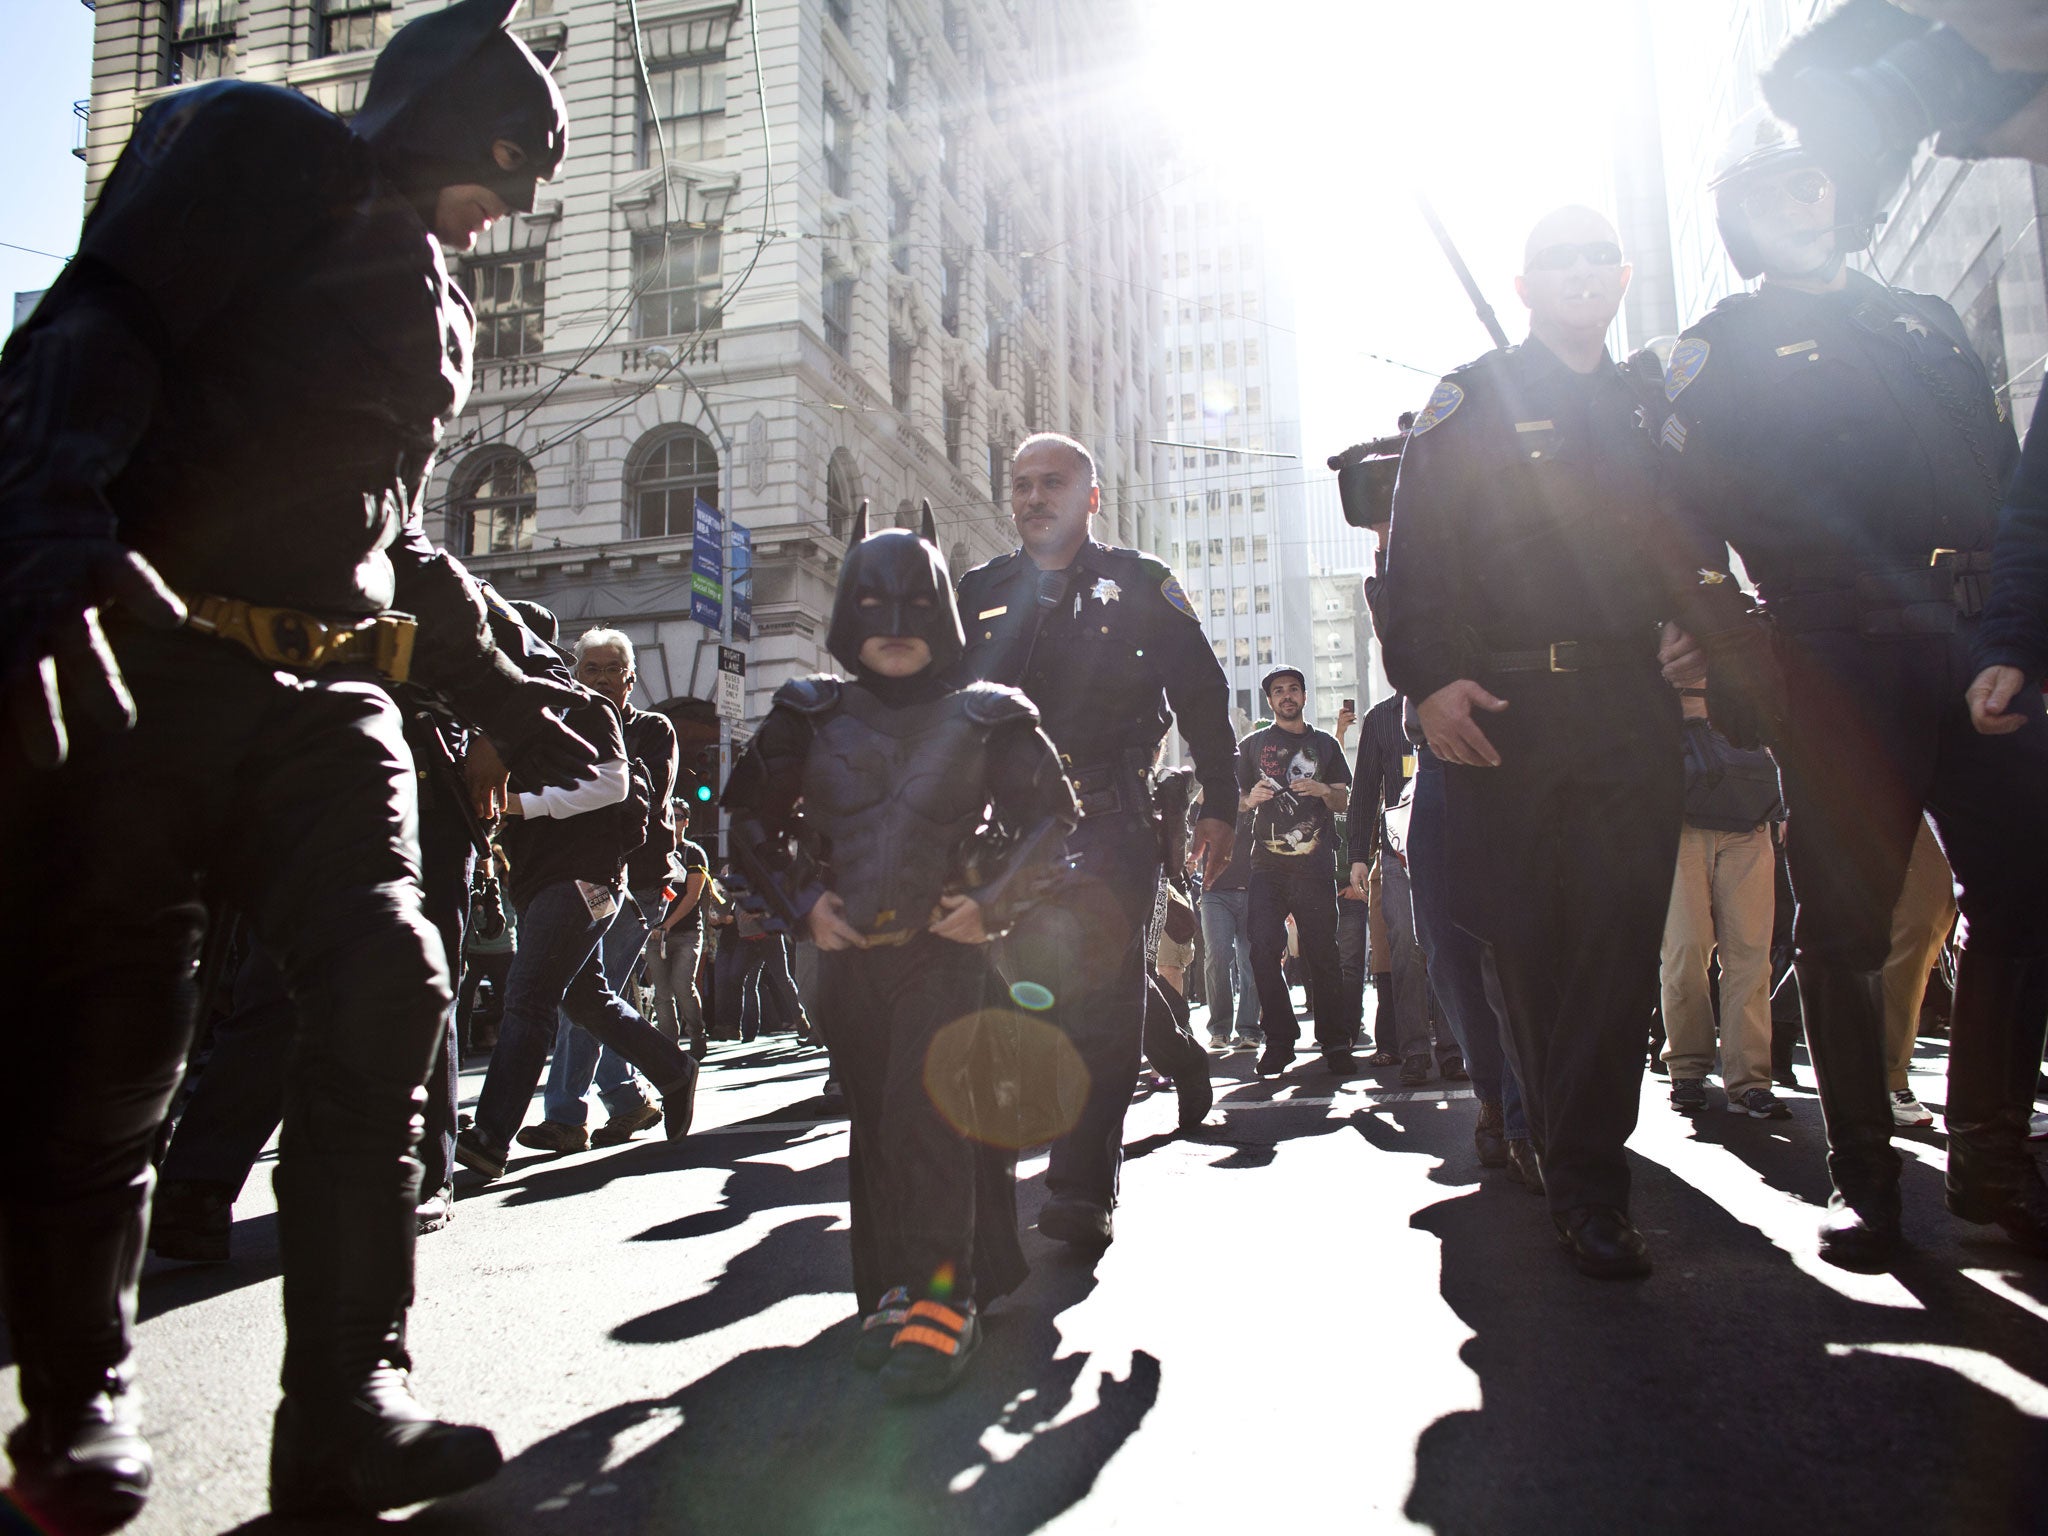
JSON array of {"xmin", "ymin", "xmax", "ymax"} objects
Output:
[
  {"xmin": 715, "ymin": 644, "xmax": 746, "ymax": 722},
  {"xmin": 691, "ymin": 497, "xmax": 723, "ymax": 629},
  {"xmin": 731, "ymin": 524, "xmax": 753, "ymax": 641}
]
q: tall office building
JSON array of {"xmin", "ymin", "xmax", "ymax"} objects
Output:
[
  {"xmin": 81, "ymin": 0, "xmax": 1168, "ymax": 720},
  {"xmin": 1153, "ymin": 177, "xmax": 1312, "ymax": 732}
]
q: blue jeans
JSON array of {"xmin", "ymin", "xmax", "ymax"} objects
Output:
[
  {"xmin": 1409, "ymin": 751, "xmax": 1528, "ymax": 1140},
  {"xmin": 543, "ymin": 888, "xmax": 662, "ymax": 1126},
  {"xmin": 472, "ymin": 880, "xmax": 694, "ymax": 1149},
  {"xmin": 1199, "ymin": 888, "xmax": 1259, "ymax": 1040}
]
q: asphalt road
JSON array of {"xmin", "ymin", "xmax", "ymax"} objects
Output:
[{"xmin": 5, "ymin": 1002, "xmax": 2048, "ymax": 1535}]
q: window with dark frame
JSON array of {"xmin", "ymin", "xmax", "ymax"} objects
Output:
[
  {"xmin": 628, "ymin": 428, "xmax": 718, "ymax": 541},
  {"xmin": 940, "ymin": 252, "xmax": 962, "ymax": 336},
  {"xmin": 889, "ymin": 333, "xmax": 913, "ymax": 411},
  {"xmin": 169, "ymin": 0, "xmax": 236, "ymax": 83},
  {"xmin": 887, "ymin": 35, "xmax": 912, "ymax": 112},
  {"xmin": 459, "ymin": 252, "xmax": 547, "ymax": 362},
  {"xmin": 942, "ymin": 389, "xmax": 963, "ymax": 466},
  {"xmin": 450, "ymin": 449, "xmax": 538, "ymax": 557},
  {"xmin": 824, "ymin": 94, "xmax": 852, "ymax": 198},
  {"xmin": 889, "ymin": 184, "xmax": 914, "ymax": 274},
  {"xmin": 640, "ymin": 53, "xmax": 727, "ymax": 166},
  {"xmin": 827, "ymin": 452, "xmax": 859, "ymax": 539},
  {"xmin": 823, "ymin": 259, "xmax": 853, "ymax": 357},
  {"xmin": 320, "ymin": 0, "xmax": 393, "ymax": 57},
  {"xmin": 633, "ymin": 229, "xmax": 722, "ymax": 339}
]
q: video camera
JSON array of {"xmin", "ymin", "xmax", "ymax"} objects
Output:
[
  {"xmin": 1764, "ymin": 1, "xmax": 2048, "ymax": 198},
  {"xmin": 1327, "ymin": 434, "xmax": 1407, "ymax": 530}
]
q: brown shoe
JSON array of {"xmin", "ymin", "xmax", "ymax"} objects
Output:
[
  {"xmin": 1505, "ymin": 1137, "xmax": 1545, "ymax": 1194},
  {"xmin": 590, "ymin": 1099, "xmax": 664, "ymax": 1148},
  {"xmin": 1473, "ymin": 1100, "xmax": 1508, "ymax": 1168}
]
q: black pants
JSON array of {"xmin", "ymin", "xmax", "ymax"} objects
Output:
[
  {"xmin": 159, "ymin": 771, "xmax": 473, "ymax": 1200},
  {"xmin": 1774, "ymin": 620, "xmax": 2048, "ymax": 1185},
  {"xmin": 995, "ymin": 811, "xmax": 1158, "ymax": 1211},
  {"xmin": 457, "ymin": 950, "xmax": 511, "ymax": 1046},
  {"xmin": 1247, "ymin": 863, "xmax": 1349, "ymax": 1053},
  {"xmin": 0, "ymin": 626, "xmax": 451, "ymax": 1412},
  {"xmin": 818, "ymin": 935, "xmax": 1025, "ymax": 1315},
  {"xmin": 1446, "ymin": 666, "xmax": 1682, "ymax": 1216}
]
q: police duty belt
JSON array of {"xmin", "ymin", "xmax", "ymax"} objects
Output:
[
  {"xmin": 183, "ymin": 592, "xmax": 417, "ymax": 682},
  {"xmin": 1767, "ymin": 551, "xmax": 1992, "ymax": 637},
  {"xmin": 1477, "ymin": 636, "xmax": 1649, "ymax": 675}
]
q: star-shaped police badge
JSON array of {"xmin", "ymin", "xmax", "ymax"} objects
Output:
[
  {"xmin": 1896, "ymin": 312, "xmax": 1930, "ymax": 337},
  {"xmin": 1091, "ymin": 577, "xmax": 1122, "ymax": 604}
]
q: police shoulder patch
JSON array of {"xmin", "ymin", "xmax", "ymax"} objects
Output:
[
  {"xmin": 1664, "ymin": 337, "xmax": 1711, "ymax": 402},
  {"xmin": 1160, "ymin": 574, "xmax": 1199, "ymax": 620},
  {"xmin": 1410, "ymin": 380, "xmax": 1464, "ymax": 435}
]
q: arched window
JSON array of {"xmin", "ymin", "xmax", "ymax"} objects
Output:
[
  {"xmin": 826, "ymin": 449, "xmax": 859, "ymax": 539},
  {"xmin": 449, "ymin": 447, "xmax": 537, "ymax": 556},
  {"xmin": 626, "ymin": 426, "xmax": 718, "ymax": 540}
]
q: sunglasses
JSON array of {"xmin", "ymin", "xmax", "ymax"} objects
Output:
[
  {"xmin": 1526, "ymin": 240, "xmax": 1624, "ymax": 272},
  {"xmin": 1737, "ymin": 168, "xmax": 1831, "ymax": 215}
]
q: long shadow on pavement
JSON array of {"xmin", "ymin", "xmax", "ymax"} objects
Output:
[{"xmin": 1404, "ymin": 1090, "xmax": 2048, "ymax": 1535}]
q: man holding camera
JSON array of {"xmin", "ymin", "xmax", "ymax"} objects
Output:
[
  {"xmin": 1379, "ymin": 205, "xmax": 1698, "ymax": 1280},
  {"xmin": 1656, "ymin": 109, "xmax": 2048, "ymax": 1271}
]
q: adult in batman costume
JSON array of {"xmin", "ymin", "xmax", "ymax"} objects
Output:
[
  {"xmin": 0, "ymin": 3, "xmax": 589, "ymax": 1527},
  {"xmin": 721, "ymin": 503, "xmax": 1078, "ymax": 1398}
]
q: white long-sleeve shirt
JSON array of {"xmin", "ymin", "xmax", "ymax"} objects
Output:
[{"xmin": 515, "ymin": 755, "xmax": 630, "ymax": 820}]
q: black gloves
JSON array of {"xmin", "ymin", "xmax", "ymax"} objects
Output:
[
  {"xmin": 1, "ymin": 535, "xmax": 185, "ymax": 767},
  {"xmin": 457, "ymin": 654, "xmax": 602, "ymax": 790}
]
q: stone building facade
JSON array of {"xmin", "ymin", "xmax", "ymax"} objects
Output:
[{"xmin": 83, "ymin": 0, "xmax": 1168, "ymax": 723}]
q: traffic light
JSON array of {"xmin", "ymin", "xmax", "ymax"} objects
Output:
[{"xmin": 691, "ymin": 779, "xmax": 714, "ymax": 805}]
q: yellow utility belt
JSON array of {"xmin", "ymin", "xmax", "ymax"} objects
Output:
[{"xmin": 182, "ymin": 593, "xmax": 417, "ymax": 683}]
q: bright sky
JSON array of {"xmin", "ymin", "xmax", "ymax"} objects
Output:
[
  {"xmin": 2, "ymin": 1, "xmax": 94, "ymax": 318},
  {"xmin": 1135, "ymin": 0, "xmax": 1638, "ymax": 464}
]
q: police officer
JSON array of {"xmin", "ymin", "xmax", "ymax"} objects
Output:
[
  {"xmin": 1659, "ymin": 111, "xmax": 2048, "ymax": 1270},
  {"xmin": 1379, "ymin": 205, "xmax": 1700, "ymax": 1280},
  {"xmin": 0, "ymin": 2, "xmax": 592, "ymax": 1525},
  {"xmin": 956, "ymin": 433, "xmax": 1238, "ymax": 1251}
]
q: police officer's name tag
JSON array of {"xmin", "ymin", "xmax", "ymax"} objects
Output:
[{"xmin": 575, "ymin": 879, "xmax": 619, "ymax": 923}]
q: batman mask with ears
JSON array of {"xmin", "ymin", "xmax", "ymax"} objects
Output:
[
  {"xmin": 353, "ymin": 0, "xmax": 568, "ymax": 216},
  {"xmin": 824, "ymin": 499, "xmax": 966, "ymax": 676}
]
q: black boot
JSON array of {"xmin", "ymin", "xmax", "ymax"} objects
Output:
[
  {"xmin": 657, "ymin": 1055, "xmax": 700, "ymax": 1140},
  {"xmin": 147, "ymin": 1179, "xmax": 234, "ymax": 1264},
  {"xmin": 1943, "ymin": 951, "xmax": 2048, "ymax": 1252},
  {"xmin": 268, "ymin": 1153, "xmax": 501, "ymax": 1517},
  {"xmin": 2, "ymin": 1187, "xmax": 155, "ymax": 1535},
  {"xmin": 1796, "ymin": 961, "xmax": 1903, "ymax": 1271},
  {"xmin": 1473, "ymin": 1099, "xmax": 1508, "ymax": 1168},
  {"xmin": 1142, "ymin": 978, "xmax": 1213, "ymax": 1130}
]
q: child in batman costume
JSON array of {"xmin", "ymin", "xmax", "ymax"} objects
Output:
[{"xmin": 722, "ymin": 504, "xmax": 1077, "ymax": 1398}]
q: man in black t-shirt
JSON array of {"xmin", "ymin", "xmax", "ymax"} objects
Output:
[
  {"xmin": 648, "ymin": 833, "xmax": 712, "ymax": 1056},
  {"xmin": 1236, "ymin": 667, "xmax": 1354, "ymax": 1075}
]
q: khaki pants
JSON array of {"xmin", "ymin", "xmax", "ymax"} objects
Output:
[
  {"xmin": 1661, "ymin": 823, "xmax": 1777, "ymax": 1095},
  {"xmin": 1882, "ymin": 816, "xmax": 1956, "ymax": 1091}
]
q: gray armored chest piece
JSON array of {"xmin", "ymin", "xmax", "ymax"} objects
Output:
[{"xmin": 801, "ymin": 685, "xmax": 993, "ymax": 938}]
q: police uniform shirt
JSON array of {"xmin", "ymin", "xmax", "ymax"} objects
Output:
[
  {"xmin": 1658, "ymin": 269, "xmax": 2018, "ymax": 595},
  {"xmin": 1235, "ymin": 722, "xmax": 1351, "ymax": 875},
  {"xmin": 956, "ymin": 539, "xmax": 1239, "ymax": 818},
  {"xmin": 1378, "ymin": 335, "xmax": 1691, "ymax": 704}
]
